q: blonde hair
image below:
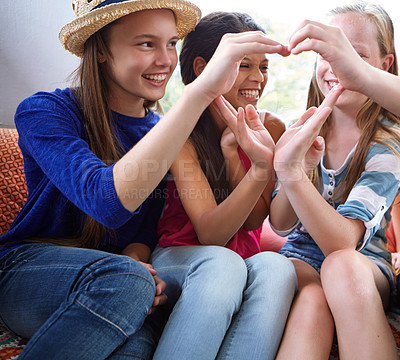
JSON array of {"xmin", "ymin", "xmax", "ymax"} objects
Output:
[{"xmin": 308, "ymin": 1, "xmax": 400, "ymax": 203}]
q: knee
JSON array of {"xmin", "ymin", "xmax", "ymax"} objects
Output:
[
  {"xmin": 321, "ymin": 249, "xmax": 375, "ymax": 308},
  {"xmin": 195, "ymin": 247, "xmax": 248, "ymax": 295},
  {"xmin": 246, "ymin": 252, "xmax": 297, "ymax": 290},
  {"xmin": 183, "ymin": 247, "xmax": 248, "ymax": 312},
  {"xmin": 75, "ymin": 255, "xmax": 155, "ymax": 335}
]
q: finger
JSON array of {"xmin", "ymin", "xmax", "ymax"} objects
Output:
[
  {"xmin": 212, "ymin": 96, "xmax": 238, "ymax": 130},
  {"xmin": 152, "ymin": 293, "xmax": 168, "ymax": 307},
  {"xmin": 291, "ymin": 39, "xmax": 329, "ymax": 56},
  {"xmin": 289, "ymin": 20, "xmax": 328, "ymax": 51},
  {"xmin": 138, "ymin": 261, "xmax": 157, "ymax": 275},
  {"xmin": 278, "ymin": 45, "xmax": 291, "ymax": 57},
  {"xmin": 314, "ymin": 84, "xmax": 344, "ymax": 118},
  {"xmin": 220, "ymin": 95, "xmax": 238, "ymax": 116},
  {"xmin": 236, "ymin": 107, "xmax": 247, "ymax": 137},
  {"xmin": 302, "ymin": 106, "xmax": 332, "ymax": 136},
  {"xmin": 244, "ymin": 104, "xmax": 264, "ymax": 130},
  {"xmin": 312, "ymin": 136, "xmax": 325, "ymax": 151},
  {"xmin": 154, "ymin": 276, "xmax": 167, "ymax": 295},
  {"xmin": 224, "ymin": 31, "xmax": 285, "ymax": 47},
  {"xmin": 291, "ymin": 107, "xmax": 317, "ymax": 129},
  {"xmin": 223, "ymin": 34, "xmax": 287, "ymax": 59}
]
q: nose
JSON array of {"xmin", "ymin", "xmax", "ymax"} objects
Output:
[
  {"xmin": 249, "ymin": 67, "xmax": 266, "ymax": 83},
  {"xmin": 155, "ymin": 47, "xmax": 174, "ymax": 67}
]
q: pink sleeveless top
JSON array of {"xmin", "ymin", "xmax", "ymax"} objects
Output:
[{"xmin": 157, "ymin": 147, "xmax": 262, "ymax": 259}]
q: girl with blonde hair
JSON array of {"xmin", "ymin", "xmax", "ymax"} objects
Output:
[{"xmin": 270, "ymin": 2, "xmax": 400, "ymax": 358}]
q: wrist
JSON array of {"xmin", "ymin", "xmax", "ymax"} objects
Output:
[
  {"xmin": 185, "ymin": 77, "xmax": 216, "ymax": 109},
  {"xmin": 221, "ymin": 144, "xmax": 238, "ymax": 159},
  {"xmin": 248, "ymin": 164, "xmax": 273, "ymax": 183},
  {"xmin": 275, "ymin": 161, "xmax": 308, "ymax": 183}
]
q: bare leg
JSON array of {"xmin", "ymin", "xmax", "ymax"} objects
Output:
[
  {"xmin": 276, "ymin": 259, "xmax": 334, "ymax": 360},
  {"xmin": 321, "ymin": 249, "xmax": 397, "ymax": 360}
]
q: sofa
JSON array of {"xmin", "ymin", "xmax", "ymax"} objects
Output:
[{"xmin": 0, "ymin": 127, "xmax": 400, "ymax": 358}]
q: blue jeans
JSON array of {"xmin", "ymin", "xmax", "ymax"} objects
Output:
[
  {"xmin": 0, "ymin": 243, "xmax": 157, "ymax": 359},
  {"xmin": 151, "ymin": 245, "xmax": 297, "ymax": 360}
]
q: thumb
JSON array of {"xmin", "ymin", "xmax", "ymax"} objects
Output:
[{"xmin": 312, "ymin": 136, "xmax": 325, "ymax": 152}]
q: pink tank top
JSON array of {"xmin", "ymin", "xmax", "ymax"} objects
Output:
[{"xmin": 157, "ymin": 147, "xmax": 262, "ymax": 259}]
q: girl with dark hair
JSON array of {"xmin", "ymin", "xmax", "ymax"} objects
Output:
[
  {"xmin": 151, "ymin": 12, "xmax": 297, "ymax": 360},
  {"xmin": 270, "ymin": 2, "xmax": 400, "ymax": 358}
]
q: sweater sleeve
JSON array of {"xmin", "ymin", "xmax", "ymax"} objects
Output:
[{"xmin": 15, "ymin": 91, "xmax": 136, "ymax": 229}]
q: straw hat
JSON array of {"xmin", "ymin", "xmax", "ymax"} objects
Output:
[{"xmin": 59, "ymin": 0, "xmax": 201, "ymax": 57}]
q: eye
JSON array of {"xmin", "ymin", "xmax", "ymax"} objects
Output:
[
  {"xmin": 168, "ymin": 40, "xmax": 178, "ymax": 48},
  {"xmin": 260, "ymin": 65, "xmax": 269, "ymax": 72},
  {"xmin": 139, "ymin": 42, "xmax": 152, "ymax": 48},
  {"xmin": 239, "ymin": 63, "xmax": 250, "ymax": 68}
]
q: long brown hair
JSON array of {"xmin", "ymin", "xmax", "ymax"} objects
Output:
[
  {"xmin": 308, "ymin": 1, "xmax": 400, "ymax": 203},
  {"xmin": 71, "ymin": 19, "xmax": 159, "ymax": 248},
  {"xmin": 179, "ymin": 12, "xmax": 265, "ymax": 203}
]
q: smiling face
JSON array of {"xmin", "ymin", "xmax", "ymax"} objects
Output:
[
  {"xmin": 100, "ymin": 9, "xmax": 179, "ymax": 116},
  {"xmin": 223, "ymin": 54, "xmax": 269, "ymax": 110},
  {"xmin": 316, "ymin": 12, "xmax": 387, "ymax": 111}
]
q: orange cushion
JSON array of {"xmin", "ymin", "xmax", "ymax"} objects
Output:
[{"xmin": 0, "ymin": 128, "xmax": 28, "ymax": 236}]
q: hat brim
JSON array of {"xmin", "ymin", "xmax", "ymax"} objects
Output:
[{"xmin": 59, "ymin": 0, "xmax": 201, "ymax": 57}]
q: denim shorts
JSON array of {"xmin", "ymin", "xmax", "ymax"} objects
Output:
[
  {"xmin": 279, "ymin": 231, "xmax": 396, "ymax": 296},
  {"xmin": 279, "ymin": 232, "xmax": 325, "ymax": 272}
]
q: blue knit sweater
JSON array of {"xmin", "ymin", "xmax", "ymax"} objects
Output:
[{"xmin": 0, "ymin": 88, "xmax": 166, "ymax": 258}]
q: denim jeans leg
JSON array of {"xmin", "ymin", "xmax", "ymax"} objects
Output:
[
  {"xmin": 216, "ymin": 252, "xmax": 298, "ymax": 360},
  {"xmin": 0, "ymin": 243, "xmax": 156, "ymax": 360},
  {"xmin": 151, "ymin": 245, "xmax": 248, "ymax": 360}
]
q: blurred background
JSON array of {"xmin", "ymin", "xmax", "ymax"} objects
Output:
[{"xmin": 1, "ymin": 0, "xmax": 399, "ymax": 127}]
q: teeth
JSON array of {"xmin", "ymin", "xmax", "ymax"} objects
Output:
[
  {"xmin": 328, "ymin": 80, "xmax": 339, "ymax": 87},
  {"xmin": 240, "ymin": 90, "xmax": 259, "ymax": 98},
  {"xmin": 143, "ymin": 74, "xmax": 167, "ymax": 82}
]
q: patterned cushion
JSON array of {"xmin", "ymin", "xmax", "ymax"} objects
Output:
[{"xmin": 0, "ymin": 128, "xmax": 28, "ymax": 236}]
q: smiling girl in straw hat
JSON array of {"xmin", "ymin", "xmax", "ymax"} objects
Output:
[{"xmin": 0, "ymin": 0, "xmax": 291, "ymax": 359}]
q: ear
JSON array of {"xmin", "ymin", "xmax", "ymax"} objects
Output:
[
  {"xmin": 97, "ymin": 50, "xmax": 107, "ymax": 64},
  {"xmin": 193, "ymin": 56, "xmax": 208, "ymax": 77},
  {"xmin": 381, "ymin": 53, "xmax": 394, "ymax": 71}
]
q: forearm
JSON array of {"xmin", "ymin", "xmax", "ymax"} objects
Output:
[
  {"xmin": 269, "ymin": 186, "xmax": 299, "ymax": 232},
  {"xmin": 280, "ymin": 170, "xmax": 364, "ymax": 255},
  {"xmin": 360, "ymin": 64, "xmax": 400, "ymax": 117},
  {"xmin": 223, "ymin": 147, "xmax": 269, "ymax": 230},
  {"xmin": 195, "ymin": 166, "xmax": 271, "ymax": 246},
  {"xmin": 113, "ymin": 83, "xmax": 212, "ymax": 212}
]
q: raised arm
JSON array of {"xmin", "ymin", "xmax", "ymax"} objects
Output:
[
  {"xmin": 289, "ymin": 20, "xmax": 399, "ymax": 116},
  {"xmin": 170, "ymin": 103, "xmax": 275, "ymax": 246},
  {"xmin": 271, "ymin": 86, "xmax": 366, "ymax": 255},
  {"xmin": 216, "ymin": 100, "xmax": 276, "ymax": 230},
  {"xmin": 113, "ymin": 32, "xmax": 289, "ymax": 213}
]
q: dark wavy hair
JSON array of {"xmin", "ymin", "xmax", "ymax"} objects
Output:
[{"xmin": 179, "ymin": 12, "xmax": 265, "ymax": 203}]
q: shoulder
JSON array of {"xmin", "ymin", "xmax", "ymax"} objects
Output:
[
  {"xmin": 364, "ymin": 141, "xmax": 400, "ymax": 176},
  {"xmin": 15, "ymin": 88, "xmax": 85, "ymax": 142},
  {"xmin": 16, "ymin": 88, "xmax": 80, "ymax": 115},
  {"xmin": 259, "ymin": 110, "xmax": 286, "ymax": 143}
]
